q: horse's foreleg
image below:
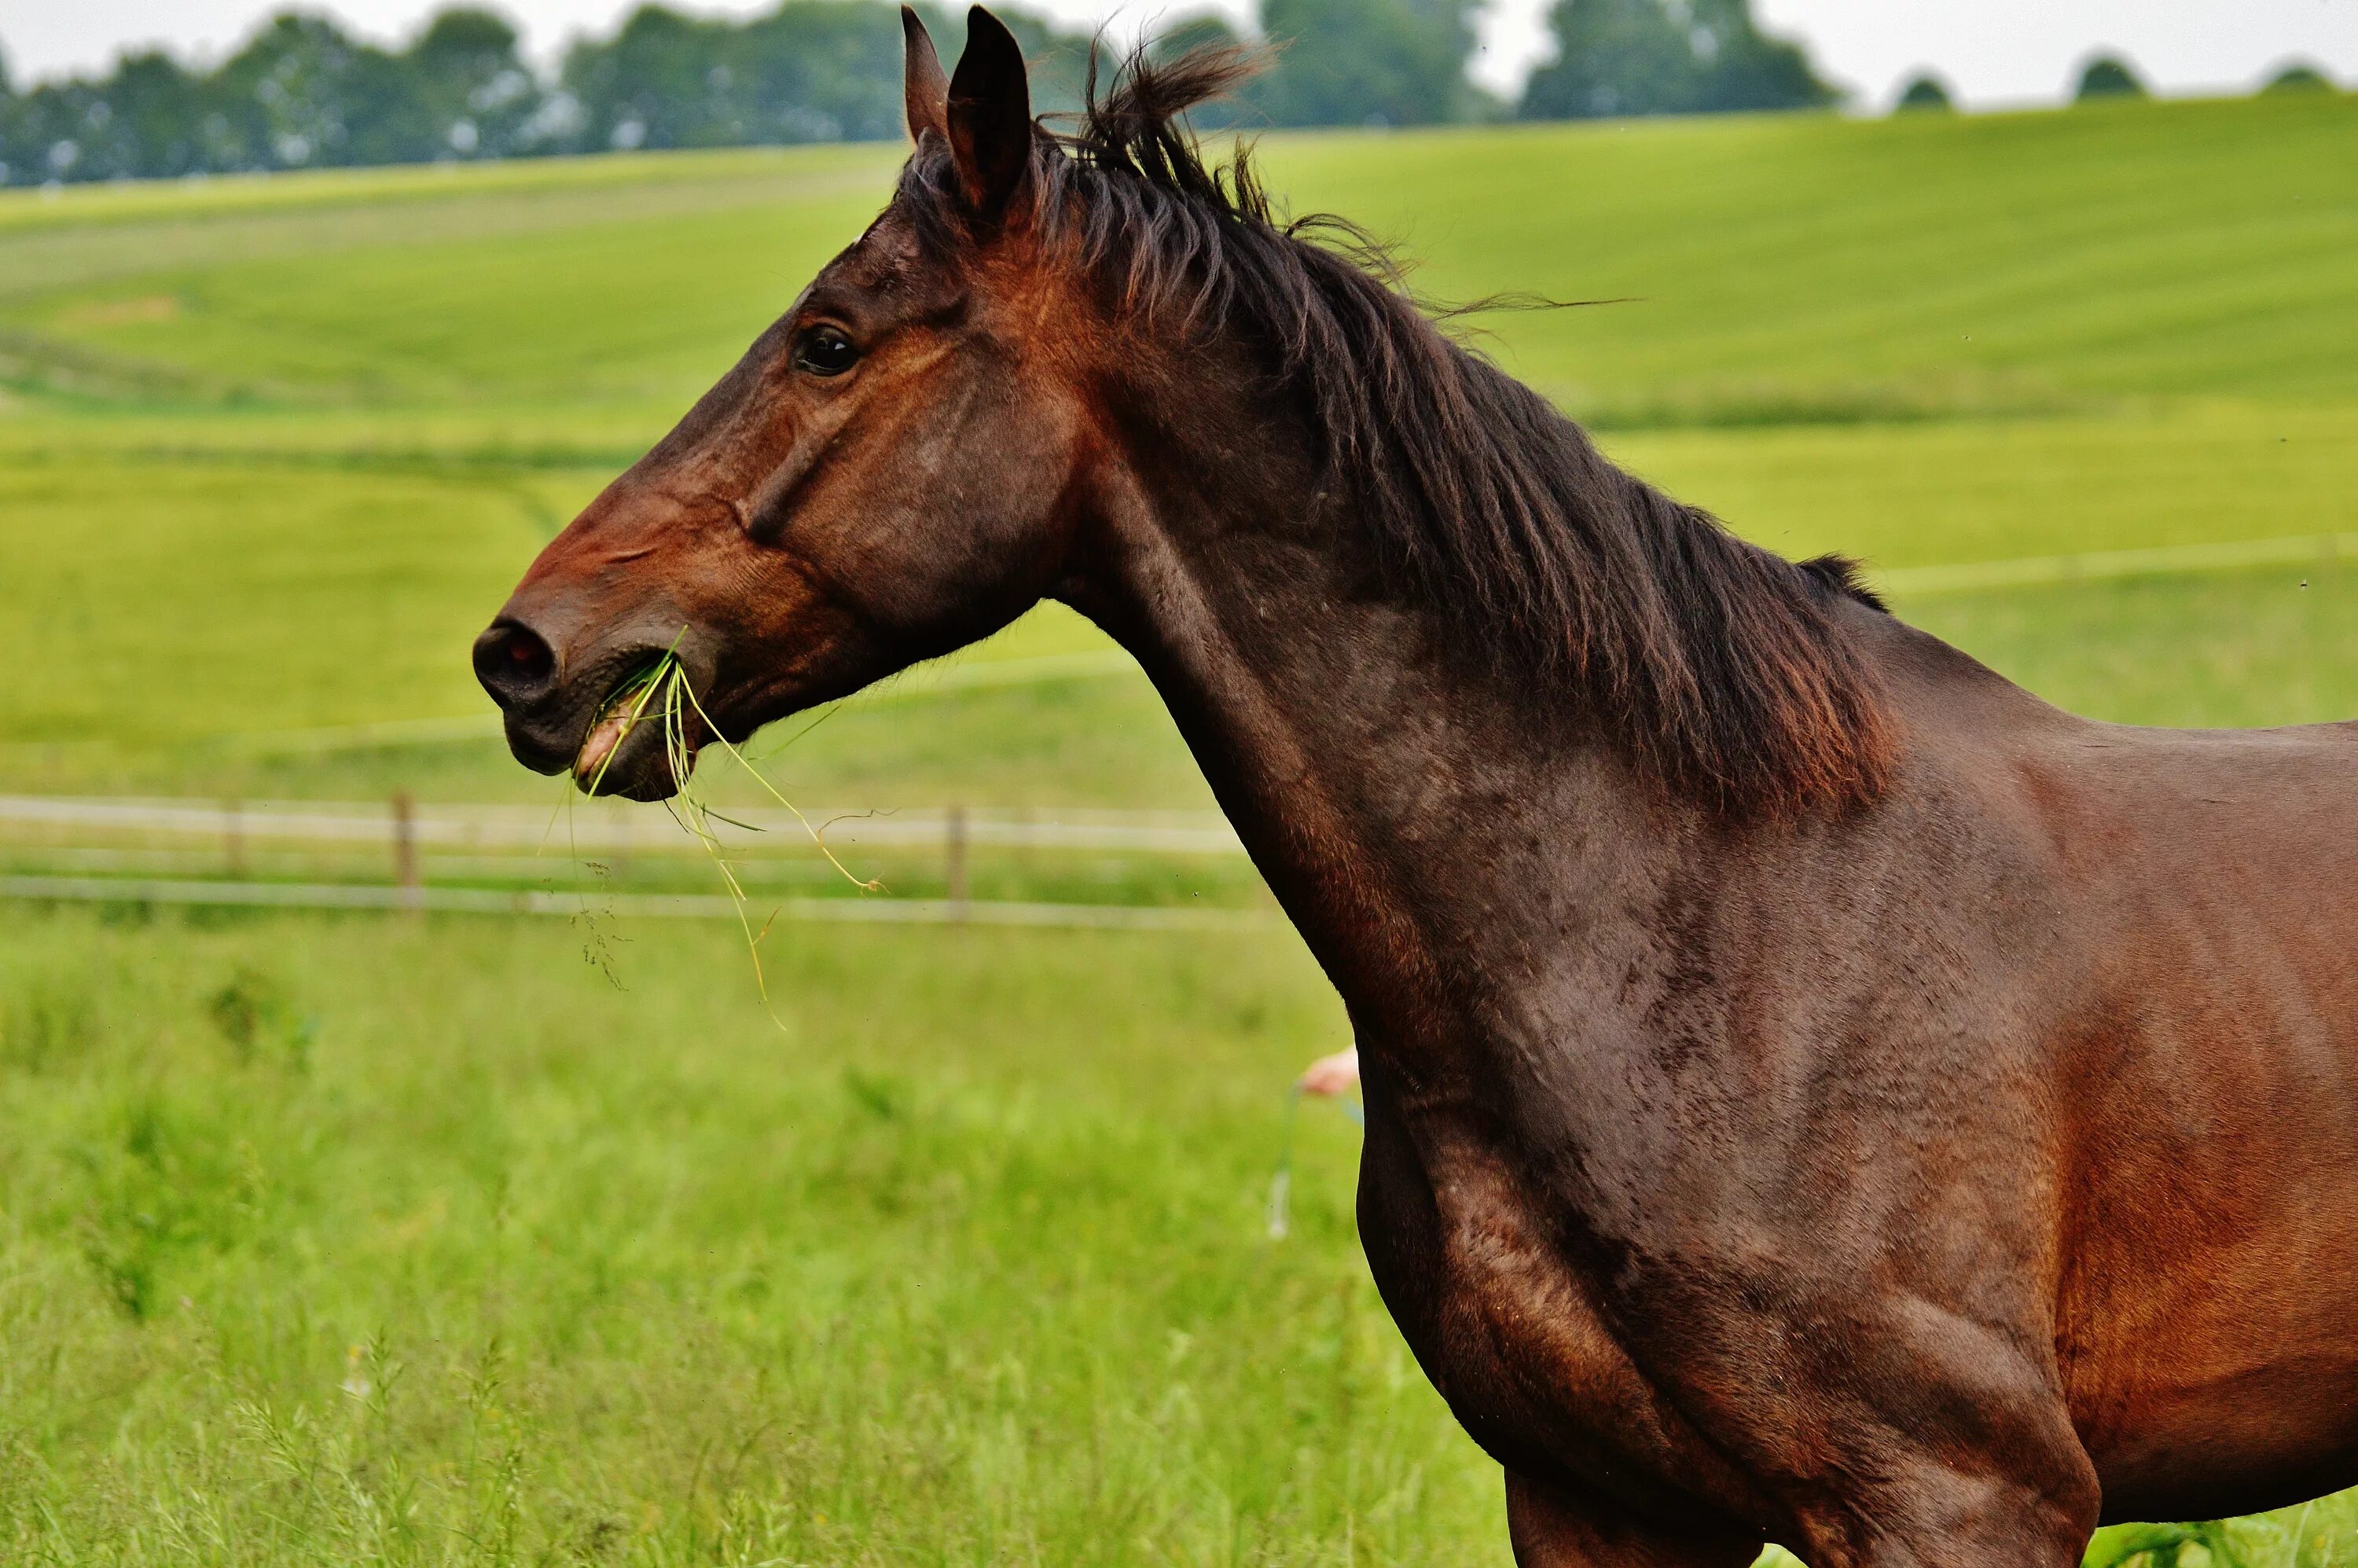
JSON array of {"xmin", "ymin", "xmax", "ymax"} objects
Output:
[{"xmin": 1504, "ymin": 1471, "xmax": 1763, "ymax": 1568}]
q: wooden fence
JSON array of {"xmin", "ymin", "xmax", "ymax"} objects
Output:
[{"xmin": 0, "ymin": 794, "xmax": 1270, "ymax": 932}]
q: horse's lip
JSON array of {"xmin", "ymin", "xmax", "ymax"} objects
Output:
[
  {"xmin": 573, "ymin": 718, "xmax": 680, "ymax": 799},
  {"xmin": 571, "ymin": 666, "xmax": 702, "ymax": 799},
  {"xmin": 573, "ymin": 674, "xmax": 656, "ymax": 787}
]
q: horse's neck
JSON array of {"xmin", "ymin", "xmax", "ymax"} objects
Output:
[{"xmin": 1065, "ymin": 450, "xmax": 1689, "ymax": 1075}]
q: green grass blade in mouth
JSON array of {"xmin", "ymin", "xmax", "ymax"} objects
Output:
[{"xmin": 581, "ymin": 634, "xmax": 687, "ymax": 799}]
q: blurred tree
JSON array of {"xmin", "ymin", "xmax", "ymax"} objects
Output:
[
  {"xmin": 1685, "ymin": 0, "xmax": 1835, "ymax": 112},
  {"xmin": 1519, "ymin": 0, "xmax": 1689, "ymax": 119},
  {"xmin": 0, "ymin": 0, "xmax": 1507, "ymax": 184},
  {"xmin": 1520, "ymin": 0, "xmax": 1834, "ymax": 121},
  {"xmin": 2073, "ymin": 54, "xmax": 2147, "ymax": 103},
  {"xmin": 559, "ymin": 1, "xmax": 1089, "ymax": 152},
  {"xmin": 83, "ymin": 52, "xmax": 208, "ymax": 176},
  {"xmin": 0, "ymin": 6, "xmax": 553, "ymax": 179},
  {"xmin": 2263, "ymin": 62, "xmax": 2335, "ymax": 94},
  {"xmin": 6, "ymin": 52, "xmax": 218, "ymax": 182},
  {"xmin": 560, "ymin": 6, "xmax": 740, "ymax": 151},
  {"xmin": 409, "ymin": 9, "xmax": 544, "ymax": 156},
  {"xmin": 1251, "ymin": 0, "xmax": 1482, "ymax": 127},
  {"xmin": 1895, "ymin": 72, "xmax": 1953, "ymax": 112},
  {"xmin": 203, "ymin": 13, "xmax": 431, "ymax": 169}
]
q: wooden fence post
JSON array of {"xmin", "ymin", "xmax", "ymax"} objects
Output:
[
  {"xmin": 222, "ymin": 798, "xmax": 245, "ymax": 880},
  {"xmin": 391, "ymin": 791, "xmax": 423, "ymax": 915},
  {"xmin": 946, "ymin": 802, "xmax": 969, "ymax": 922}
]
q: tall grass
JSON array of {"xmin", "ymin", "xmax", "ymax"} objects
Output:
[{"xmin": 0, "ymin": 905, "xmax": 1490, "ymax": 1565}]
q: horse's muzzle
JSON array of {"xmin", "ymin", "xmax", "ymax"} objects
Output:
[{"xmin": 472, "ymin": 607, "xmax": 703, "ymax": 798}]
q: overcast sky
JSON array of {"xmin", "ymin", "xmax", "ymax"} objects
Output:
[{"xmin": 2, "ymin": 0, "xmax": 2352, "ymax": 107}]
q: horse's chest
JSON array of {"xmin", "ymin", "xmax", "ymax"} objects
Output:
[{"xmin": 1356, "ymin": 1117, "xmax": 1739, "ymax": 1511}]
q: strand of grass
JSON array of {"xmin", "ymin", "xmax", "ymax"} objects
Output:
[
  {"xmin": 674, "ymin": 670, "xmax": 880, "ymax": 895},
  {"xmin": 744, "ymin": 695, "xmax": 847, "ymax": 762},
  {"xmin": 553, "ymin": 784, "xmax": 630, "ymax": 973},
  {"xmin": 536, "ymin": 652, "xmax": 766, "ymax": 1010},
  {"xmin": 652, "ymin": 666, "xmax": 797, "ymax": 1034},
  {"xmin": 524, "ymin": 633, "xmax": 683, "ymax": 973},
  {"xmin": 545, "ymin": 641, "xmax": 875, "ymax": 1028},
  {"xmin": 582, "ymin": 631, "xmax": 684, "ymax": 802},
  {"xmin": 556, "ymin": 634, "xmax": 685, "ymax": 943},
  {"xmin": 531, "ymin": 630, "xmax": 685, "ymax": 865}
]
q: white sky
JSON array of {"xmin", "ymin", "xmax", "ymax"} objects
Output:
[{"xmin": 2, "ymin": 0, "xmax": 2353, "ymax": 107}]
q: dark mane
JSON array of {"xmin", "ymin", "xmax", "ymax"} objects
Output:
[{"xmin": 898, "ymin": 46, "xmax": 1893, "ymax": 818}]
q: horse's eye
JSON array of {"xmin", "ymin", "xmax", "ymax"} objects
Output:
[{"xmin": 792, "ymin": 325, "xmax": 858, "ymax": 377}]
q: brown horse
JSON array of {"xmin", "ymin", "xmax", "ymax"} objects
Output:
[{"xmin": 475, "ymin": 12, "xmax": 2358, "ymax": 1562}]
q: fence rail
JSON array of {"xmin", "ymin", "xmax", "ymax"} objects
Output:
[
  {"xmin": 0, "ymin": 795, "xmax": 1247, "ymax": 855},
  {"xmin": 0, "ymin": 874, "xmax": 1278, "ymax": 933},
  {"xmin": 0, "ymin": 793, "xmax": 1265, "ymax": 931}
]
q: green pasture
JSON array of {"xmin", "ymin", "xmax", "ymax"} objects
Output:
[
  {"xmin": 0, "ymin": 909, "xmax": 1439, "ymax": 1562},
  {"xmin": 1, "ymin": 85, "xmax": 2355, "ymax": 1562}
]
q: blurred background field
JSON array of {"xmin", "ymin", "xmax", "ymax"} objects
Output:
[{"xmin": 1, "ymin": 79, "xmax": 2355, "ymax": 1564}]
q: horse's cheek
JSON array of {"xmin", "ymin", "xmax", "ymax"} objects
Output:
[{"xmin": 848, "ymin": 390, "xmax": 1078, "ymax": 628}]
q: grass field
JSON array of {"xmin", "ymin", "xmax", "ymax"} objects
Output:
[{"xmin": 1, "ymin": 83, "xmax": 2355, "ymax": 1563}]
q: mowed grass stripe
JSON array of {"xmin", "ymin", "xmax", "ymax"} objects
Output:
[
  {"xmin": 6, "ymin": 93, "xmax": 2350, "ymax": 414},
  {"xmin": 0, "ymin": 149, "xmax": 899, "ymax": 300},
  {"xmin": 9, "ymin": 405, "xmax": 2345, "ymax": 770},
  {"xmin": 1615, "ymin": 402, "xmax": 2358, "ymax": 570},
  {"xmin": 1882, "ymin": 531, "xmax": 2358, "ymax": 596}
]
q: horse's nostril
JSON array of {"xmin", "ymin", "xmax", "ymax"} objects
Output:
[{"xmin": 474, "ymin": 620, "xmax": 556, "ymax": 705}]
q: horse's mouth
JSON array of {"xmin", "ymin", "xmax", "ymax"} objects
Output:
[{"xmin": 571, "ymin": 669, "xmax": 702, "ymax": 800}]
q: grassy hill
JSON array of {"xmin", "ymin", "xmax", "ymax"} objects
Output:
[
  {"xmin": 2, "ymin": 90, "xmax": 2356, "ymax": 1564},
  {"xmin": 6, "ymin": 93, "xmax": 2353, "ymax": 412},
  {"xmin": 2, "ymin": 88, "xmax": 2354, "ymax": 806}
]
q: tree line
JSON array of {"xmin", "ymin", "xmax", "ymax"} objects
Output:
[
  {"xmin": 0, "ymin": 0, "xmax": 2335, "ymax": 188},
  {"xmin": 0, "ymin": 0, "xmax": 1849, "ymax": 185}
]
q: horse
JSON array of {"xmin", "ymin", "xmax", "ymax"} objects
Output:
[{"xmin": 474, "ymin": 11, "xmax": 2358, "ymax": 1562}]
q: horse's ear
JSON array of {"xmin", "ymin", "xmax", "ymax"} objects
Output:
[
  {"xmin": 901, "ymin": 7, "xmax": 949, "ymax": 143},
  {"xmin": 947, "ymin": 6, "xmax": 1034, "ymax": 218}
]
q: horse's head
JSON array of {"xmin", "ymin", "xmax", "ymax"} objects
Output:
[{"xmin": 474, "ymin": 7, "xmax": 1097, "ymax": 800}]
